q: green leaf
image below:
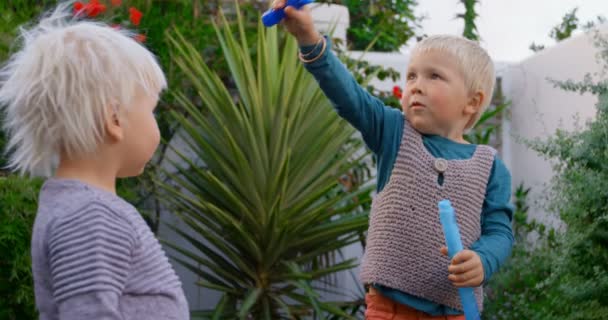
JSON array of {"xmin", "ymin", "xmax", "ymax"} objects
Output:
[{"xmin": 237, "ymin": 288, "xmax": 262, "ymax": 319}]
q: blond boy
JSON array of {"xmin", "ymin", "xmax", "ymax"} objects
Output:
[
  {"xmin": 0, "ymin": 4, "xmax": 189, "ymax": 319},
  {"xmin": 274, "ymin": 2, "xmax": 514, "ymax": 319}
]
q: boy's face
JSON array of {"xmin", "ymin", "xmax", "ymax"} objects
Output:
[
  {"xmin": 401, "ymin": 49, "xmax": 474, "ymax": 137},
  {"xmin": 116, "ymin": 89, "xmax": 161, "ymax": 177}
]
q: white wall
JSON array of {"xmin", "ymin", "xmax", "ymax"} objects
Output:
[
  {"xmin": 310, "ymin": 3, "xmax": 349, "ymax": 49},
  {"xmin": 501, "ymin": 25, "xmax": 608, "ymax": 227}
]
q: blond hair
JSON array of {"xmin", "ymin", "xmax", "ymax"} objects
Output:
[
  {"xmin": 411, "ymin": 35, "xmax": 495, "ymax": 129},
  {"xmin": 0, "ymin": 2, "xmax": 166, "ymax": 176}
]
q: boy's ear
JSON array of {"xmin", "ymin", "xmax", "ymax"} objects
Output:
[
  {"xmin": 105, "ymin": 106, "xmax": 124, "ymax": 142},
  {"xmin": 464, "ymin": 91, "xmax": 484, "ymax": 116}
]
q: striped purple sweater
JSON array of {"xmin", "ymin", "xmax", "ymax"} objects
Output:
[{"xmin": 31, "ymin": 178, "xmax": 189, "ymax": 320}]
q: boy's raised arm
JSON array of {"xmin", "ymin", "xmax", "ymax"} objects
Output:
[{"xmin": 274, "ymin": 1, "xmax": 398, "ymax": 153}]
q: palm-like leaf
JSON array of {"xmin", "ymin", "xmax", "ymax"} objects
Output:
[
  {"xmin": 157, "ymin": 6, "xmax": 372, "ymax": 319},
  {"xmin": 464, "ymin": 102, "xmax": 509, "ymax": 145}
]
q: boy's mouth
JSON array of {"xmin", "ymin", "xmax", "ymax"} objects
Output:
[{"xmin": 410, "ymin": 101, "xmax": 426, "ymax": 108}]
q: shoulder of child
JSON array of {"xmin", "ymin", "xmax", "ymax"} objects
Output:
[
  {"xmin": 490, "ymin": 154, "xmax": 511, "ymax": 179},
  {"xmin": 47, "ymin": 201, "xmax": 138, "ymax": 303}
]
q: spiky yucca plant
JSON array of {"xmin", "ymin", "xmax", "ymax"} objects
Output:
[{"xmin": 158, "ymin": 6, "xmax": 372, "ymax": 319}]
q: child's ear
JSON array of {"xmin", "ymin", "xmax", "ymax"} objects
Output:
[
  {"xmin": 464, "ymin": 91, "xmax": 484, "ymax": 116},
  {"xmin": 105, "ymin": 106, "xmax": 124, "ymax": 142}
]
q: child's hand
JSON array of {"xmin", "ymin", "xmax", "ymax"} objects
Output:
[
  {"xmin": 271, "ymin": 0, "xmax": 321, "ymax": 45},
  {"xmin": 440, "ymin": 246, "xmax": 484, "ymax": 287}
]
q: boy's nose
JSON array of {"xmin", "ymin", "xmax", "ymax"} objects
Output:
[{"xmin": 409, "ymin": 83, "xmax": 423, "ymax": 95}]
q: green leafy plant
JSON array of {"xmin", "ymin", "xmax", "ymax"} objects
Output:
[
  {"xmin": 458, "ymin": 0, "xmax": 480, "ymax": 41},
  {"xmin": 486, "ymin": 33, "xmax": 608, "ymax": 320},
  {"xmin": 527, "ymin": 87, "xmax": 608, "ymax": 319},
  {"xmin": 483, "ymin": 182, "xmax": 558, "ymax": 320},
  {"xmin": 0, "ymin": 176, "xmax": 43, "ymax": 320},
  {"xmin": 0, "ymin": 115, "xmax": 6, "ymax": 171},
  {"xmin": 157, "ymin": 6, "xmax": 373, "ymax": 319},
  {"xmin": 318, "ymin": 0, "xmax": 420, "ymax": 52}
]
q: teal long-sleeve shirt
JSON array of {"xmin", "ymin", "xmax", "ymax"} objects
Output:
[{"xmin": 301, "ymin": 38, "xmax": 514, "ymax": 316}]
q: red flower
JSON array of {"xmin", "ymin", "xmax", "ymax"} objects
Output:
[
  {"xmin": 129, "ymin": 7, "xmax": 143, "ymax": 26},
  {"xmin": 392, "ymin": 85, "xmax": 403, "ymax": 99},
  {"xmin": 111, "ymin": 0, "xmax": 122, "ymax": 6},
  {"xmin": 134, "ymin": 34, "xmax": 146, "ymax": 43},
  {"xmin": 73, "ymin": 0, "xmax": 106, "ymax": 17},
  {"xmin": 73, "ymin": 1, "xmax": 84, "ymax": 14}
]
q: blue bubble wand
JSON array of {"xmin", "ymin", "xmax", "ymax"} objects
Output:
[
  {"xmin": 262, "ymin": 0, "xmax": 314, "ymax": 27},
  {"xmin": 439, "ymin": 200, "xmax": 481, "ymax": 320}
]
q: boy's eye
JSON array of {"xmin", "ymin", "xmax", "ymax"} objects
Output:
[
  {"xmin": 431, "ymin": 73, "xmax": 442, "ymax": 79},
  {"xmin": 406, "ymin": 73, "xmax": 416, "ymax": 80}
]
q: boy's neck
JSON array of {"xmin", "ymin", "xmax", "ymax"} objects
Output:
[
  {"xmin": 431, "ymin": 126, "xmax": 469, "ymax": 144},
  {"xmin": 409, "ymin": 117, "xmax": 470, "ymax": 144},
  {"xmin": 440, "ymin": 117, "xmax": 472, "ymax": 144},
  {"xmin": 446, "ymin": 133, "xmax": 469, "ymax": 144},
  {"xmin": 55, "ymin": 155, "xmax": 118, "ymax": 194}
]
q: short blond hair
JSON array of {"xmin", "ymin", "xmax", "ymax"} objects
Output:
[
  {"xmin": 0, "ymin": 2, "xmax": 166, "ymax": 176},
  {"xmin": 411, "ymin": 35, "xmax": 495, "ymax": 129}
]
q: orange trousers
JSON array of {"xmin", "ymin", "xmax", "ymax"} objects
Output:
[{"xmin": 365, "ymin": 287, "xmax": 466, "ymax": 320}]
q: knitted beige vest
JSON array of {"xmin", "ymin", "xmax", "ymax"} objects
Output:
[{"xmin": 360, "ymin": 119, "xmax": 496, "ymax": 312}]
